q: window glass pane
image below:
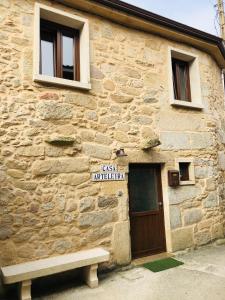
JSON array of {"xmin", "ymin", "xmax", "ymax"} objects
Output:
[
  {"xmin": 62, "ymin": 35, "xmax": 74, "ymax": 80},
  {"xmin": 129, "ymin": 166, "xmax": 159, "ymax": 212},
  {"xmin": 179, "ymin": 64, "xmax": 188, "ymax": 101},
  {"xmin": 41, "ymin": 39, "xmax": 55, "ymax": 77},
  {"xmin": 172, "ymin": 60, "xmax": 178, "ymax": 99},
  {"xmin": 179, "ymin": 162, "xmax": 190, "ymax": 181}
]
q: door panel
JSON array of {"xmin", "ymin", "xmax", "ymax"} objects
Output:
[{"xmin": 129, "ymin": 164, "xmax": 166, "ymax": 258}]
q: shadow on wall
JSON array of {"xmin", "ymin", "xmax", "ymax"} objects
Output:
[{"xmin": 0, "ymin": 269, "xmax": 82, "ymax": 300}]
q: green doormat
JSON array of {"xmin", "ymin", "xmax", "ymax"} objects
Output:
[{"xmin": 143, "ymin": 257, "xmax": 184, "ymax": 273}]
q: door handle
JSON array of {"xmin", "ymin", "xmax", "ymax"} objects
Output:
[{"xmin": 159, "ymin": 202, "xmax": 163, "ymax": 206}]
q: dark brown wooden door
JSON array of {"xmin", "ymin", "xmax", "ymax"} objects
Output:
[{"xmin": 128, "ymin": 164, "xmax": 166, "ymax": 258}]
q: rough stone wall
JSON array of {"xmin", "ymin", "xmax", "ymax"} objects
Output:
[{"xmin": 0, "ymin": 0, "xmax": 225, "ymax": 267}]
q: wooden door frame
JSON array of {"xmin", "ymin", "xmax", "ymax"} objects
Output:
[{"xmin": 128, "ymin": 163, "xmax": 167, "ymax": 258}]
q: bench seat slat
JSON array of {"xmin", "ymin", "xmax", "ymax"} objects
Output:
[{"xmin": 2, "ymin": 248, "xmax": 109, "ymax": 284}]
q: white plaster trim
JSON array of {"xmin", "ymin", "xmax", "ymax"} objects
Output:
[
  {"xmin": 33, "ymin": 3, "xmax": 91, "ymax": 90},
  {"xmin": 168, "ymin": 47, "xmax": 203, "ymax": 110},
  {"xmin": 33, "ymin": 74, "xmax": 91, "ymax": 90},
  {"xmin": 175, "ymin": 158, "xmax": 195, "ymax": 186}
]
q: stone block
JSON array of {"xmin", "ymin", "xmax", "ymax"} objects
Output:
[
  {"xmin": 143, "ymin": 89, "xmax": 158, "ymax": 103},
  {"xmin": 60, "ymin": 173, "xmax": 90, "ymax": 186},
  {"xmin": 88, "ymin": 226, "xmax": 113, "ymax": 242},
  {"xmin": 91, "ymin": 66, "xmax": 105, "ymax": 79},
  {"xmin": 121, "ymin": 67, "xmax": 141, "ymax": 79},
  {"xmin": 195, "ymin": 231, "xmax": 211, "ymax": 246},
  {"xmin": 52, "ymin": 239, "xmax": 72, "ymax": 254},
  {"xmin": 170, "ymin": 206, "xmax": 182, "ymax": 229},
  {"xmin": 211, "ymin": 224, "xmax": 224, "ymax": 240},
  {"xmin": 218, "ymin": 151, "xmax": 225, "ymax": 170},
  {"xmin": 13, "ymin": 228, "xmax": 32, "ymax": 243},
  {"xmin": 83, "ymin": 143, "xmax": 111, "ymax": 160},
  {"xmin": 159, "ymin": 111, "xmax": 205, "ymax": 131},
  {"xmin": 133, "ymin": 115, "xmax": 152, "ymax": 125},
  {"xmin": 7, "ymin": 169, "xmax": 24, "ymax": 179},
  {"xmin": 113, "ymin": 221, "xmax": 131, "ymax": 265},
  {"xmin": 160, "ymin": 132, "xmax": 190, "ymax": 150},
  {"xmin": 45, "ymin": 135, "xmax": 76, "ymax": 146},
  {"xmin": 65, "ymin": 94, "xmax": 97, "ymax": 110},
  {"xmin": 203, "ymin": 192, "xmax": 218, "ymax": 208},
  {"xmin": 32, "ymin": 157, "xmax": 89, "ymax": 175},
  {"xmin": 17, "ymin": 146, "xmax": 44, "ymax": 157},
  {"xmin": 17, "ymin": 245, "xmax": 34, "ymax": 259},
  {"xmin": 110, "ymin": 94, "xmax": 133, "ymax": 103},
  {"xmin": 39, "ymin": 92, "xmax": 59, "ymax": 100},
  {"xmin": 99, "ymin": 115, "xmax": 117, "ymax": 126},
  {"xmin": 171, "ymin": 227, "xmax": 194, "ymax": 251},
  {"xmin": 114, "ymin": 131, "xmax": 129, "ymax": 143},
  {"xmin": 184, "ymin": 208, "xmax": 203, "ymax": 225},
  {"xmin": 80, "ymin": 197, "xmax": 95, "ymax": 213},
  {"xmin": 50, "ymin": 226, "xmax": 69, "ymax": 238},
  {"xmin": 198, "ymin": 219, "xmax": 212, "ymax": 230},
  {"xmin": 190, "ymin": 133, "xmax": 214, "ymax": 149},
  {"xmin": 37, "ymin": 101, "xmax": 73, "ymax": 120},
  {"xmin": 48, "ymin": 216, "xmax": 62, "ymax": 226},
  {"xmin": 78, "ymin": 211, "xmax": 116, "ymax": 228},
  {"xmin": 98, "ymin": 196, "xmax": 118, "ymax": 208},
  {"xmin": 169, "ymin": 185, "xmax": 202, "ymax": 204},
  {"xmin": 0, "ymin": 226, "xmax": 13, "ymax": 240},
  {"xmin": 66, "ymin": 199, "xmax": 77, "ymax": 212},
  {"xmin": 103, "ymin": 80, "xmax": 115, "ymax": 91},
  {"xmin": 205, "ymin": 178, "xmax": 216, "ymax": 191},
  {"xmin": 195, "ymin": 166, "xmax": 214, "ymax": 179},
  {"xmin": 95, "ymin": 133, "xmax": 113, "ymax": 145},
  {"xmin": 13, "ymin": 180, "xmax": 37, "ymax": 191},
  {"xmin": 140, "ymin": 137, "xmax": 160, "ymax": 150}
]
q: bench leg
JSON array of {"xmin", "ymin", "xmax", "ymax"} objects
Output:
[
  {"xmin": 19, "ymin": 280, "xmax": 32, "ymax": 300},
  {"xmin": 83, "ymin": 264, "xmax": 98, "ymax": 288}
]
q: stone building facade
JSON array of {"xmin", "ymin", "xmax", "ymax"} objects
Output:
[{"xmin": 1, "ymin": 0, "xmax": 225, "ymax": 268}]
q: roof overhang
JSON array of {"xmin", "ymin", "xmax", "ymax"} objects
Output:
[{"xmin": 56, "ymin": 0, "xmax": 225, "ymax": 68}]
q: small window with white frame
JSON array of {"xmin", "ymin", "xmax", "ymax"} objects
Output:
[
  {"xmin": 33, "ymin": 3, "xmax": 91, "ymax": 90},
  {"xmin": 175, "ymin": 158, "xmax": 195, "ymax": 185},
  {"xmin": 168, "ymin": 47, "xmax": 203, "ymax": 109}
]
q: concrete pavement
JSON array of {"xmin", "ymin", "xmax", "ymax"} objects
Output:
[{"xmin": 34, "ymin": 244, "xmax": 225, "ymax": 300}]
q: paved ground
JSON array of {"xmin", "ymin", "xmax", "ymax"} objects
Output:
[{"xmin": 34, "ymin": 244, "xmax": 225, "ymax": 300}]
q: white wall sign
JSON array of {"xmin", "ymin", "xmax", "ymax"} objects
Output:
[
  {"xmin": 101, "ymin": 164, "xmax": 117, "ymax": 172},
  {"xmin": 92, "ymin": 165, "xmax": 125, "ymax": 182}
]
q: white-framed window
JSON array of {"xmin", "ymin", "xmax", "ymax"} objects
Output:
[
  {"xmin": 33, "ymin": 3, "xmax": 91, "ymax": 90},
  {"xmin": 175, "ymin": 158, "xmax": 195, "ymax": 186},
  {"xmin": 168, "ymin": 47, "xmax": 203, "ymax": 109}
]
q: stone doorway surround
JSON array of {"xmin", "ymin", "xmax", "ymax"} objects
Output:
[{"xmin": 124, "ymin": 151, "xmax": 173, "ymax": 259}]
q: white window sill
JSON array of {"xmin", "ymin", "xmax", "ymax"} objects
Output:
[
  {"xmin": 171, "ymin": 99, "xmax": 203, "ymax": 110},
  {"xmin": 179, "ymin": 180, "xmax": 195, "ymax": 186},
  {"xmin": 33, "ymin": 74, "xmax": 91, "ymax": 90}
]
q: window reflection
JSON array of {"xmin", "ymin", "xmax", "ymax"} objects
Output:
[
  {"xmin": 62, "ymin": 35, "xmax": 74, "ymax": 80},
  {"xmin": 40, "ymin": 39, "xmax": 55, "ymax": 77}
]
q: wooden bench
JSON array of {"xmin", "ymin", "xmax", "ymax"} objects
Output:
[{"xmin": 1, "ymin": 247, "xmax": 109, "ymax": 300}]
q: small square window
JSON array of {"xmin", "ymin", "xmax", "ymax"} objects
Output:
[
  {"xmin": 179, "ymin": 162, "xmax": 190, "ymax": 181},
  {"xmin": 175, "ymin": 158, "xmax": 195, "ymax": 185}
]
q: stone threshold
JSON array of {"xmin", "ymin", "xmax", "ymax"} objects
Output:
[{"xmin": 132, "ymin": 252, "xmax": 174, "ymax": 266}]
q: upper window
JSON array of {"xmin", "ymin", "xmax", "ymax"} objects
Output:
[
  {"xmin": 40, "ymin": 20, "xmax": 80, "ymax": 81},
  {"xmin": 34, "ymin": 3, "xmax": 91, "ymax": 90},
  {"xmin": 168, "ymin": 48, "xmax": 203, "ymax": 109},
  {"xmin": 172, "ymin": 58, "xmax": 191, "ymax": 102}
]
